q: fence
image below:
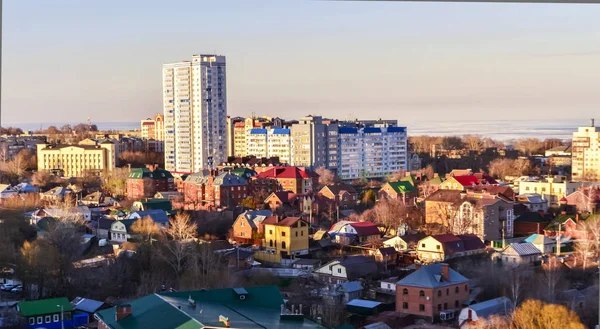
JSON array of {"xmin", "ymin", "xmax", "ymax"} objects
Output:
[{"xmin": 248, "ymin": 268, "xmax": 311, "ymax": 278}]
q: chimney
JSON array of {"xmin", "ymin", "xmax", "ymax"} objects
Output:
[
  {"xmin": 468, "ymin": 309, "xmax": 472, "ymax": 321},
  {"xmin": 592, "ymin": 118, "xmax": 595, "ymax": 127},
  {"xmin": 115, "ymin": 304, "xmax": 132, "ymax": 321},
  {"xmin": 441, "ymin": 264, "xmax": 450, "ymax": 282}
]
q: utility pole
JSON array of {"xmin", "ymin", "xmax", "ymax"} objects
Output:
[
  {"xmin": 556, "ymin": 222, "xmax": 561, "ymax": 256},
  {"xmin": 57, "ymin": 304, "xmax": 64, "ymax": 329}
]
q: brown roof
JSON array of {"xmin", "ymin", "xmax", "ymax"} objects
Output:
[
  {"xmin": 262, "ymin": 216, "xmax": 305, "ymax": 227},
  {"xmin": 266, "ymin": 191, "xmax": 297, "ymax": 204},
  {"xmin": 425, "ymin": 189, "xmax": 463, "ymax": 202},
  {"xmin": 322, "ymin": 183, "xmax": 357, "ymax": 196},
  {"xmin": 471, "ymin": 185, "xmax": 515, "ymax": 201}
]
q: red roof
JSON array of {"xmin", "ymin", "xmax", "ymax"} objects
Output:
[
  {"xmin": 255, "ymin": 166, "xmax": 314, "ymax": 180},
  {"xmin": 432, "ymin": 234, "xmax": 465, "ymax": 256},
  {"xmin": 453, "ymin": 175, "xmax": 481, "ymax": 187},
  {"xmin": 348, "ymin": 221, "xmax": 381, "ymax": 237},
  {"xmin": 266, "ymin": 191, "xmax": 297, "ymax": 203}
]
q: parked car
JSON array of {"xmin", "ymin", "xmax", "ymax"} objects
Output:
[
  {"xmin": 1, "ymin": 267, "xmax": 14, "ymax": 275},
  {"xmin": 1, "ymin": 284, "xmax": 15, "ymax": 291},
  {"xmin": 10, "ymin": 285, "xmax": 22, "ymax": 293}
]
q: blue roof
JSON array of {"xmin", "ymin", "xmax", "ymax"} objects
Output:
[
  {"xmin": 129, "ymin": 210, "xmax": 169, "ymax": 224},
  {"xmin": 340, "ymin": 281, "xmax": 363, "ymax": 293},
  {"xmin": 363, "ymin": 127, "xmax": 382, "ymax": 133},
  {"xmin": 271, "ymin": 128, "xmax": 290, "ymax": 135},
  {"xmin": 73, "ymin": 298, "xmax": 105, "ymax": 313},
  {"xmin": 250, "ymin": 128, "xmax": 267, "ymax": 134},
  {"xmin": 397, "ymin": 263, "xmax": 469, "ymax": 288},
  {"xmin": 338, "ymin": 127, "xmax": 358, "ymax": 134},
  {"xmin": 387, "ymin": 126, "xmax": 406, "ymax": 133},
  {"xmin": 346, "ymin": 299, "xmax": 381, "ymax": 309}
]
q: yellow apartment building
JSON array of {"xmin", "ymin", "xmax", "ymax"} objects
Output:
[{"xmin": 37, "ymin": 142, "xmax": 116, "ymax": 178}]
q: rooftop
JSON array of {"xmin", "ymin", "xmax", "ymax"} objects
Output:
[
  {"xmin": 18, "ymin": 297, "xmax": 73, "ymax": 317},
  {"xmin": 397, "ymin": 263, "xmax": 469, "ymax": 288}
]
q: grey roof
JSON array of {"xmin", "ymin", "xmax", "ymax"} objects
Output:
[
  {"xmin": 468, "ymin": 297, "xmax": 513, "ymax": 318},
  {"xmin": 504, "ymin": 242, "xmax": 541, "ymax": 256},
  {"xmin": 338, "ymin": 256, "xmax": 378, "ymax": 280},
  {"xmin": 129, "ymin": 210, "xmax": 169, "ymax": 224},
  {"xmin": 239, "ymin": 210, "xmax": 273, "ymax": 229},
  {"xmin": 346, "ymin": 299, "xmax": 381, "ymax": 309},
  {"xmin": 340, "ymin": 281, "xmax": 363, "ymax": 293},
  {"xmin": 73, "ymin": 298, "xmax": 105, "ymax": 313},
  {"xmin": 292, "ymin": 258, "xmax": 321, "ymax": 266},
  {"xmin": 397, "ymin": 263, "xmax": 469, "ymax": 288},
  {"xmin": 185, "ymin": 170, "xmax": 247, "ymax": 186}
]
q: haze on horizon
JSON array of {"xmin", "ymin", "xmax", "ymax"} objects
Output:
[{"xmin": 2, "ymin": 0, "xmax": 600, "ymax": 126}]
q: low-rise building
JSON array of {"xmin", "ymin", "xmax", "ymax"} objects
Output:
[
  {"xmin": 519, "ymin": 176, "xmax": 581, "ymax": 206},
  {"xmin": 17, "ymin": 297, "xmax": 88, "ymax": 329},
  {"xmin": 251, "ymin": 166, "xmax": 319, "ymax": 195},
  {"xmin": 513, "ymin": 212, "xmax": 552, "ymax": 237},
  {"xmin": 36, "ymin": 142, "xmax": 116, "ymax": 178},
  {"xmin": 396, "ymin": 263, "xmax": 470, "ymax": 320},
  {"xmin": 416, "ymin": 234, "xmax": 485, "ymax": 263},
  {"xmin": 264, "ymin": 191, "xmax": 298, "ymax": 211},
  {"xmin": 383, "ymin": 233, "xmax": 426, "ymax": 252},
  {"xmin": 126, "ymin": 166, "xmax": 175, "ymax": 200},
  {"xmin": 318, "ymin": 183, "xmax": 358, "ymax": 208},
  {"xmin": 328, "ymin": 220, "xmax": 381, "ymax": 245},
  {"xmin": 378, "ymin": 181, "xmax": 417, "ymax": 205},
  {"xmin": 524, "ymin": 233, "xmax": 555, "ymax": 254},
  {"xmin": 182, "ymin": 170, "xmax": 249, "ymax": 210},
  {"xmin": 313, "ymin": 255, "xmax": 379, "ymax": 284},
  {"xmin": 263, "ymin": 216, "xmax": 309, "ymax": 258},
  {"xmin": 499, "ymin": 242, "xmax": 541, "ymax": 266},
  {"xmin": 231, "ymin": 210, "xmax": 273, "ymax": 244},
  {"xmin": 458, "ymin": 297, "xmax": 513, "ymax": 328}
]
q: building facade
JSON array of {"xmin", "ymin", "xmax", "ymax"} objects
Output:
[
  {"xmin": 126, "ymin": 166, "xmax": 175, "ymax": 200},
  {"xmin": 163, "ymin": 54, "xmax": 227, "ymax": 174},
  {"xmin": 140, "ymin": 114, "xmax": 164, "ymax": 152},
  {"xmin": 336, "ymin": 126, "xmax": 407, "ymax": 180},
  {"xmin": 36, "ymin": 142, "xmax": 116, "ymax": 178},
  {"xmin": 263, "ymin": 216, "xmax": 310, "ymax": 258},
  {"xmin": 291, "ymin": 116, "xmax": 327, "ymax": 168},
  {"xmin": 572, "ymin": 120, "xmax": 600, "ymax": 181},
  {"xmin": 519, "ymin": 176, "xmax": 581, "ymax": 206},
  {"xmin": 182, "ymin": 169, "xmax": 248, "ymax": 210},
  {"xmin": 247, "ymin": 128, "xmax": 292, "ymax": 163}
]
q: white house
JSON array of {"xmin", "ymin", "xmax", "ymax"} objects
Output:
[
  {"xmin": 459, "ymin": 297, "xmax": 513, "ymax": 328},
  {"xmin": 110, "ymin": 219, "xmax": 134, "ymax": 243},
  {"xmin": 0, "ymin": 184, "xmax": 17, "ymax": 199},
  {"xmin": 379, "ymin": 277, "xmax": 399, "ymax": 293},
  {"xmin": 500, "ymin": 242, "xmax": 541, "ymax": 266},
  {"xmin": 313, "ymin": 256, "xmax": 378, "ymax": 284}
]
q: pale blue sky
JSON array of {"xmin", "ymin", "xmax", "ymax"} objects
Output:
[{"xmin": 3, "ymin": 0, "xmax": 600, "ymax": 126}]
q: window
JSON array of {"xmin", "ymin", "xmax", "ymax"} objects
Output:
[
  {"xmin": 446, "ymin": 288, "xmax": 449, "ymax": 295},
  {"xmin": 282, "ymin": 231, "xmax": 286, "ymax": 237},
  {"xmin": 29, "ymin": 318, "xmax": 34, "ymax": 325},
  {"xmin": 465, "ymin": 284, "xmax": 468, "ymax": 292},
  {"xmin": 455, "ymin": 300, "xmax": 459, "ymax": 308},
  {"xmin": 403, "ymin": 288, "xmax": 408, "ymax": 295},
  {"xmin": 269, "ymin": 230, "xmax": 273, "ymax": 234},
  {"xmin": 295, "ymin": 231, "xmax": 298, "ymax": 237},
  {"xmin": 269, "ymin": 240, "xmax": 273, "ymax": 247},
  {"xmin": 437, "ymin": 290, "xmax": 441, "ymax": 297},
  {"xmin": 337, "ymin": 268, "xmax": 342, "ymax": 274},
  {"xmin": 438, "ymin": 304, "xmax": 442, "ymax": 311},
  {"xmin": 444, "ymin": 303, "xmax": 448, "ymax": 310},
  {"xmin": 419, "ymin": 304, "xmax": 425, "ymax": 312},
  {"xmin": 281, "ymin": 241, "xmax": 286, "ymax": 249},
  {"xmin": 301, "ymin": 231, "xmax": 304, "ymax": 236},
  {"xmin": 436, "ymin": 245, "xmax": 441, "ymax": 250},
  {"xmin": 421, "ymin": 243, "xmax": 425, "ymax": 248},
  {"xmin": 37, "ymin": 317, "xmax": 43, "ymax": 324},
  {"xmin": 53, "ymin": 314, "xmax": 59, "ymax": 322},
  {"xmin": 455, "ymin": 286, "xmax": 459, "ymax": 294},
  {"xmin": 45, "ymin": 315, "xmax": 51, "ymax": 323},
  {"xmin": 419, "ymin": 290, "xmax": 425, "ymax": 297},
  {"xmin": 403, "ymin": 302, "xmax": 408, "ymax": 309}
]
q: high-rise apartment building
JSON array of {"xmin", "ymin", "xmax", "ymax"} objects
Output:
[
  {"xmin": 572, "ymin": 119, "xmax": 600, "ymax": 181},
  {"xmin": 141, "ymin": 114, "xmax": 165, "ymax": 152},
  {"xmin": 247, "ymin": 128, "xmax": 292, "ymax": 163},
  {"xmin": 163, "ymin": 54, "xmax": 227, "ymax": 174},
  {"xmin": 336, "ymin": 126, "xmax": 407, "ymax": 180},
  {"xmin": 291, "ymin": 116, "xmax": 327, "ymax": 168}
]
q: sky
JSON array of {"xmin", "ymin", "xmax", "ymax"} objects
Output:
[{"xmin": 2, "ymin": 0, "xmax": 600, "ymax": 127}]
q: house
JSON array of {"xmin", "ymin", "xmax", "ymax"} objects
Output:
[
  {"xmin": 513, "ymin": 212, "xmax": 552, "ymax": 236},
  {"xmin": 251, "ymin": 166, "xmax": 319, "ymax": 195},
  {"xmin": 17, "ymin": 297, "xmax": 88, "ymax": 329},
  {"xmin": 222, "ymin": 249, "xmax": 255, "ymax": 269},
  {"xmin": 373, "ymin": 247, "xmax": 397, "ymax": 264},
  {"xmin": 132, "ymin": 198, "xmax": 172, "ymax": 213},
  {"xmin": 499, "ymin": 243, "xmax": 542, "ymax": 266},
  {"xmin": 378, "ymin": 181, "xmax": 417, "ymax": 205},
  {"xmin": 346, "ymin": 299, "xmax": 383, "ymax": 316},
  {"xmin": 516, "ymin": 194, "xmax": 548, "ymax": 212},
  {"xmin": 292, "ymin": 258, "xmax": 321, "ymax": 271},
  {"xmin": 313, "ymin": 255, "xmax": 379, "ymax": 284},
  {"xmin": 40, "ymin": 186, "xmax": 73, "ymax": 202},
  {"xmin": 80, "ymin": 192, "xmax": 115, "ymax": 207},
  {"xmin": 182, "ymin": 170, "xmax": 249, "ymax": 210},
  {"xmin": 524, "ymin": 234, "xmax": 555, "ymax": 254},
  {"xmin": 396, "ymin": 263, "xmax": 470, "ymax": 320},
  {"xmin": 94, "ymin": 217, "xmax": 114, "ymax": 240},
  {"xmin": 338, "ymin": 281, "xmax": 364, "ymax": 304},
  {"xmin": 95, "ymin": 286, "xmax": 324, "ymax": 329},
  {"xmin": 35, "ymin": 217, "xmax": 57, "ymax": 237},
  {"xmin": 425, "ymin": 189, "xmax": 515, "ymax": 243},
  {"xmin": 126, "ymin": 166, "xmax": 175, "ymax": 200},
  {"xmin": 470, "ymin": 185, "xmax": 516, "ymax": 201},
  {"xmin": 519, "ymin": 176, "xmax": 581, "ymax": 206},
  {"xmin": 417, "ymin": 234, "xmax": 485, "ymax": 263},
  {"xmin": 383, "ymin": 233, "xmax": 426, "ymax": 251},
  {"xmin": 263, "ymin": 216, "xmax": 309, "ymax": 258},
  {"xmin": 128, "ymin": 210, "xmax": 170, "ymax": 227},
  {"xmin": 264, "ymin": 191, "xmax": 297, "ymax": 211},
  {"xmin": 439, "ymin": 175, "xmax": 496, "ymax": 191},
  {"xmin": 378, "ymin": 277, "xmax": 399, "ymax": 295},
  {"xmin": 543, "ymin": 213, "xmax": 598, "ymax": 240},
  {"xmin": 319, "ymin": 183, "xmax": 358, "ymax": 208},
  {"xmin": 110, "ymin": 219, "xmax": 135, "ymax": 243},
  {"xmin": 299, "ymin": 193, "xmax": 335, "ymax": 225},
  {"xmin": 32, "ymin": 206, "xmax": 92, "ymax": 222},
  {"xmin": 15, "ymin": 182, "xmax": 40, "ymax": 194},
  {"xmin": 328, "ymin": 221, "xmax": 381, "ymax": 245},
  {"xmin": 565, "ymin": 187, "xmax": 600, "ymax": 213},
  {"xmin": 230, "ymin": 167, "xmax": 257, "ymax": 181},
  {"xmin": 0, "ymin": 184, "xmax": 17, "ymax": 199},
  {"xmin": 71, "ymin": 297, "xmax": 109, "ymax": 324},
  {"xmin": 231, "ymin": 210, "xmax": 273, "ymax": 244},
  {"xmin": 458, "ymin": 297, "xmax": 513, "ymax": 328}
]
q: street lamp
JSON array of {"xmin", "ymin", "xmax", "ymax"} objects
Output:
[{"xmin": 57, "ymin": 304, "xmax": 64, "ymax": 329}]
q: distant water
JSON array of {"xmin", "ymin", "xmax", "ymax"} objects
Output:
[{"xmin": 9, "ymin": 119, "xmax": 582, "ymax": 141}]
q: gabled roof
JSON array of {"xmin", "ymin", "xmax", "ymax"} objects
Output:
[
  {"xmin": 213, "ymin": 172, "xmax": 248, "ymax": 186},
  {"xmin": 400, "ymin": 233, "xmax": 427, "ymax": 244},
  {"xmin": 457, "ymin": 235, "xmax": 486, "ymax": 251},
  {"xmin": 128, "ymin": 168, "xmax": 173, "ymax": 179},
  {"xmin": 129, "ymin": 210, "xmax": 169, "ymax": 224},
  {"xmin": 503, "ymin": 242, "xmax": 542, "ymax": 256},
  {"xmin": 452, "ymin": 175, "xmax": 481, "ymax": 187},
  {"xmin": 545, "ymin": 213, "xmax": 600, "ymax": 231},
  {"xmin": 524, "ymin": 234, "xmax": 554, "ymax": 245},
  {"xmin": 339, "ymin": 281, "xmax": 363, "ymax": 293},
  {"xmin": 425, "ymin": 189, "xmax": 463, "ymax": 202},
  {"xmin": 428, "ymin": 234, "xmax": 465, "ymax": 256},
  {"xmin": 265, "ymin": 191, "xmax": 297, "ymax": 204},
  {"xmin": 397, "ymin": 263, "xmax": 469, "ymax": 288},
  {"xmin": 236, "ymin": 210, "xmax": 272, "ymax": 229},
  {"xmin": 377, "ymin": 247, "xmax": 397, "ymax": 256},
  {"xmin": 428, "ymin": 176, "xmax": 445, "ymax": 185},
  {"xmin": 320, "ymin": 183, "xmax": 357, "ymax": 196},
  {"xmin": 467, "ymin": 297, "xmax": 513, "ymax": 319},
  {"xmin": 72, "ymin": 297, "xmax": 106, "ymax": 313},
  {"xmin": 255, "ymin": 166, "xmax": 316, "ymax": 180},
  {"xmin": 136, "ymin": 198, "xmax": 172, "ymax": 212},
  {"xmin": 18, "ymin": 297, "xmax": 73, "ymax": 317},
  {"xmin": 262, "ymin": 216, "xmax": 306, "ymax": 227},
  {"xmin": 346, "ymin": 221, "xmax": 381, "ymax": 237},
  {"xmin": 383, "ymin": 181, "xmax": 416, "ymax": 194}
]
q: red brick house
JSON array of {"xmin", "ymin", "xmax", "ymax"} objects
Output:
[
  {"xmin": 182, "ymin": 169, "xmax": 249, "ymax": 210},
  {"xmin": 378, "ymin": 181, "xmax": 418, "ymax": 205},
  {"xmin": 318, "ymin": 183, "xmax": 358, "ymax": 208},
  {"xmin": 264, "ymin": 191, "xmax": 298, "ymax": 211},
  {"xmin": 544, "ymin": 213, "xmax": 599, "ymax": 239},
  {"xmin": 126, "ymin": 166, "xmax": 175, "ymax": 200},
  {"xmin": 514, "ymin": 211, "xmax": 552, "ymax": 236},
  {"xmin": 231, "ymin": 210, "xmax": 273, "ymax": 244},
  {"xmin": 396, "ymin": 263, "xmax": 470, "ymax": 320},
  {"xmin": 251, "ymin": 166, "xmax": 319, "ymax": 195}
]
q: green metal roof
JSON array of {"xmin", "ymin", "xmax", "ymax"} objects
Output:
[
  {"xmin": 428, "ymin": 176, "xmax": 445, "ymax": 185},
  {"xmin": 400, "ymin": 174, "xmax": 417, "ymax": 186},
  {"xmin": 96, "ymin": 286, "xmax": 328, "ymax": 329},
  {"xmin": 129, "ymin": 168, "xmax": 174, "ymax": 179},
  {"xmin": 385, "ymin": 181, "xmax": 416, "ymax": 194},
  {"xmin": 139, "ymin": 198, "xmax": 172, "ymax": 211},
  {"xmin": 18, "ymin": 297, "xmax": 73, "ymax": 317}
]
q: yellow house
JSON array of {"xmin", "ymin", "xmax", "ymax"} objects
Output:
[
  {"xmin": 263, "ymin": 216, "xmax": 309, "ymax": 258},
  {"xmin": 37, "ymin": 142, "xmax": 116, "ymax": 178}
]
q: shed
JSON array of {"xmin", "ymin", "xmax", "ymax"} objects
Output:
[{"xmin": 346, "ymin": 299, "xmax": 383, "ymax": 316}]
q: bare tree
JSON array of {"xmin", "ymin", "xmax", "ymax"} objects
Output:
[
  {"xmin": 157, "ymin": 212, "xmax": 198, "ymax": 279},
  {"xmin": 371, "ymin": 198, "xmax": 407, "ymax": 235},
  {"xmin": 315, "ymin": 166, "xmax": 335, "ymax": 187},
  {"xmin": 463, "ymin": 135, "xmax": 484, "ymax": 151},
  {"xmin": 101, "ymin": 167, "xmax": 129, "ymax": 198},
  {"xmin": 131, "ymin": 216, "xmax": 161, "ymax": 243},
  {"xmin": 502, "ymin": 265, "xmax": 531, "ymax": 305},
  {"xmin": 539, "ymin": 258, "xmax": 563, "ymax": 303},
  {"xmin": 387, "ymin": 168, "xmax": 406, "ymax": 182}
]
